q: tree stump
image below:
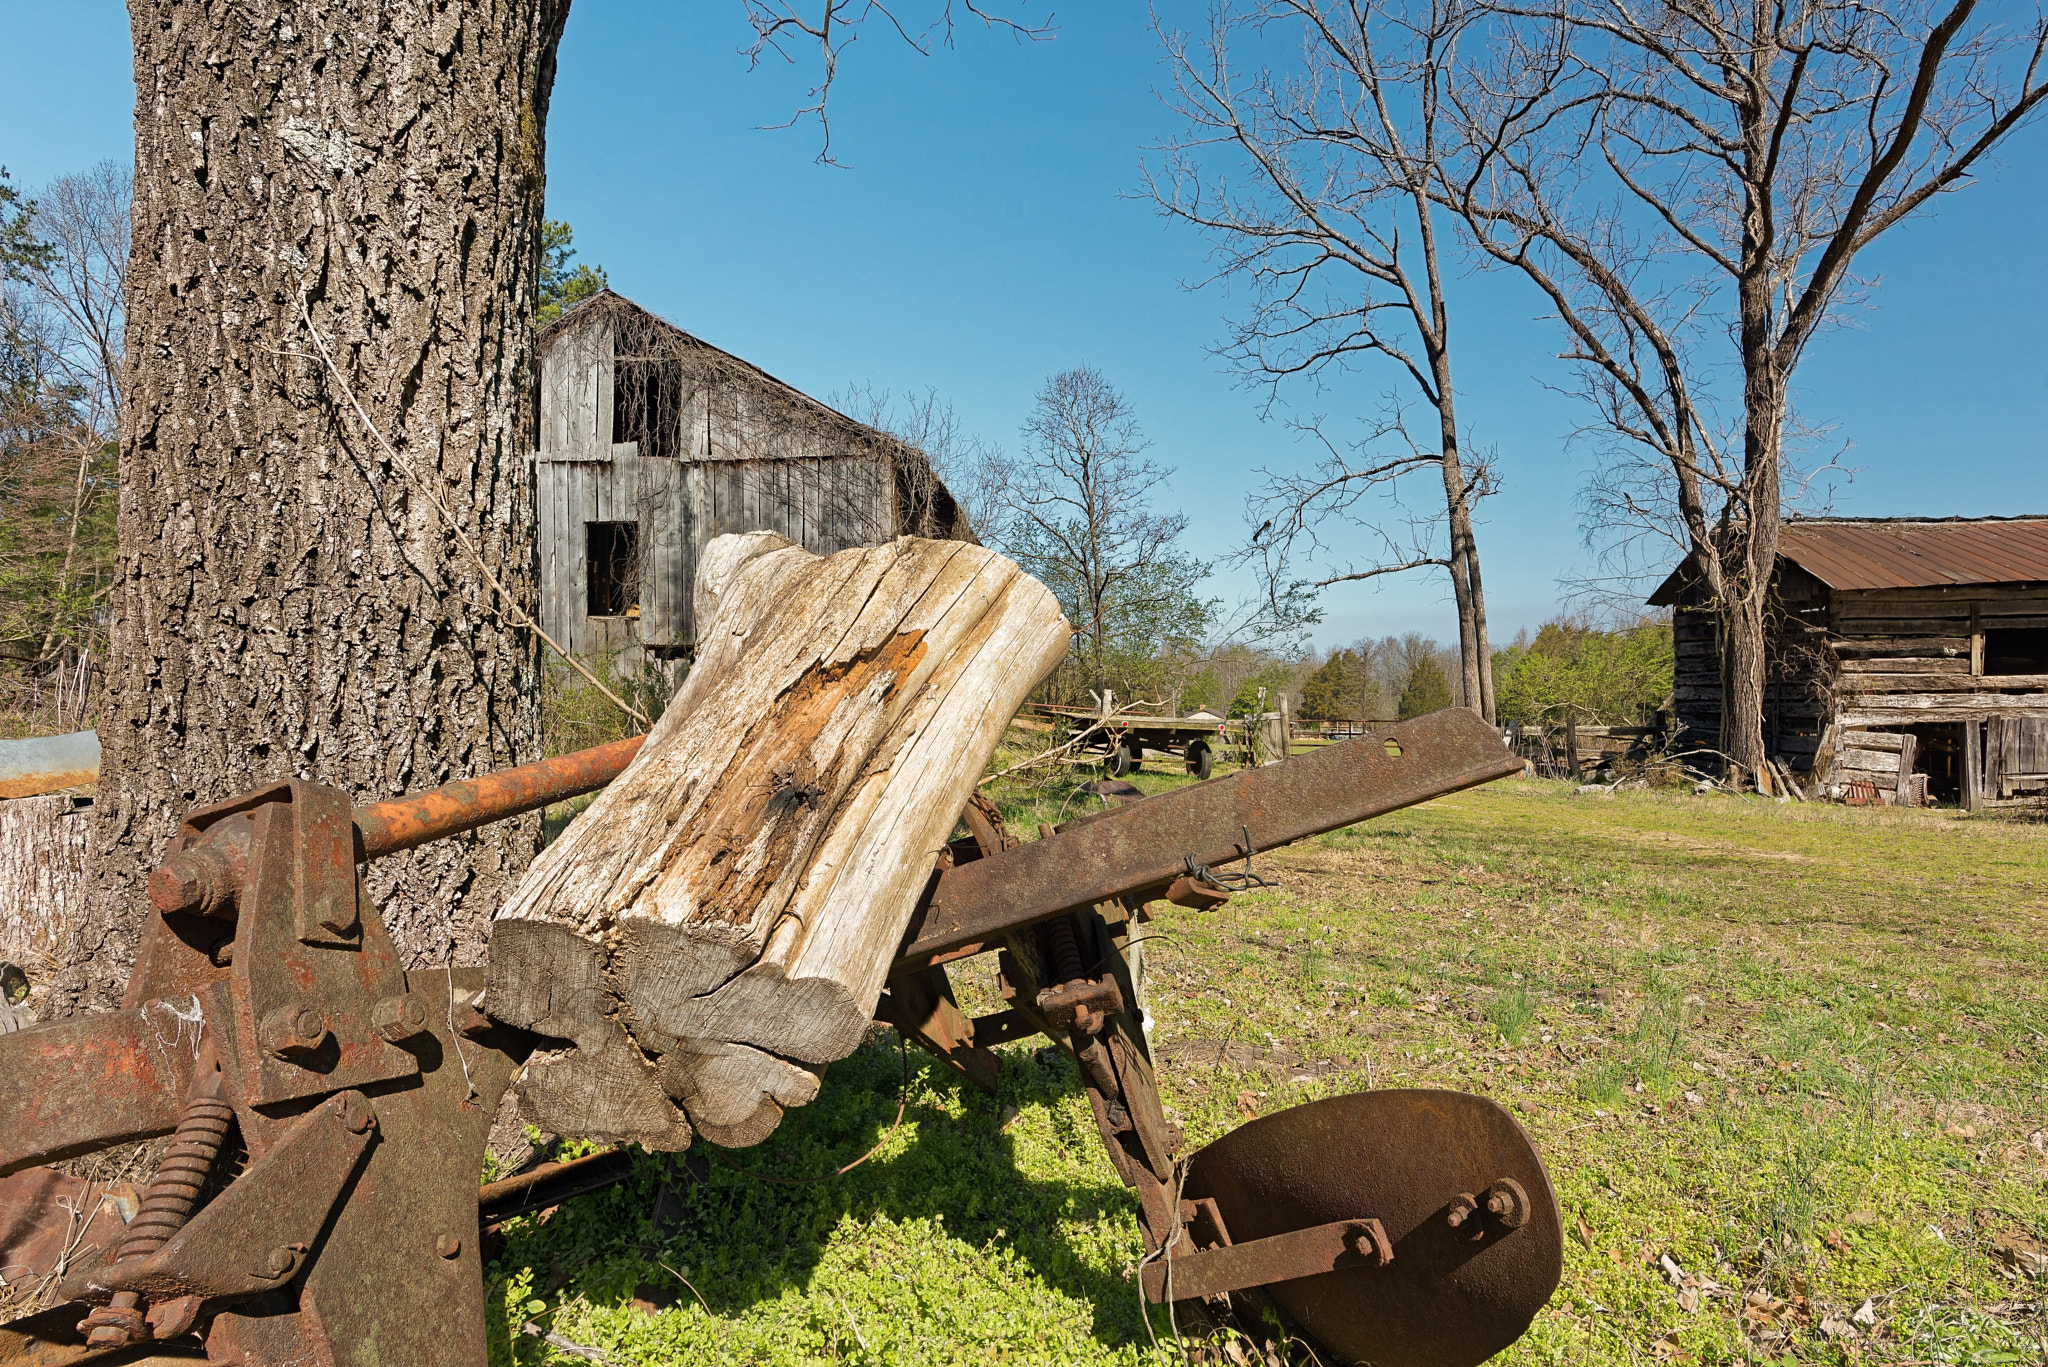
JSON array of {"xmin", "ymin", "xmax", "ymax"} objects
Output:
[{"xmin": 488, "ymin": 532, "xmax": 1070, "ymax": 1148}]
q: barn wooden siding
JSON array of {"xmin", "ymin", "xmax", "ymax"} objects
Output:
[
  {"xmin": 535, "ymin": 297, "xmax": 953, "ymax": 663},
  {"xmin": 1653, "ymin": 518, "xmax": 2048, "ymax": 807}
]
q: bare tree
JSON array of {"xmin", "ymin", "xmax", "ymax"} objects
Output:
[
  {"xmin": 741, "ymin": 0, "xmax": 1055, "ymax": 161},
  {"xmin": 1442, "ymin": 0, "xmax": 2048, "ymax": 778},
  {"xmin": 1147, "ymin": 0, "xmax": 1500, "ymax": 722},
  {"xmin": 991, "ymin": 367, "xmax": 1213, "ymax": 704},
  {"xmin": 0, "ymin": 164, "xmax": 129, "ymax": 675}
]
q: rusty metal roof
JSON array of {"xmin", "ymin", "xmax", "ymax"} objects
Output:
[{"xmin": 1648, "ymin": 517, "xmax": 2048, "ymax": 602}]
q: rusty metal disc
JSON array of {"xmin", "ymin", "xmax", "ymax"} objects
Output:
[{"xmin": 1181, "ymin": 1089, "xmax": 1562, "ymax": 1367}]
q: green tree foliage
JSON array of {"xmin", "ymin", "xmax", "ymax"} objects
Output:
[
  {"xmin": 1298, "ymin": 647, "xmax": 1367, "ymax": 720},
  {"xmin": 1495, "ymin": 616, "xmax": 1674, "ymax": 727},
  {"xmin": 1397, "ymin": 653, "xmax": 1455, "ymax": 719},
  {"xmin": 538, "ymin": 219, "xmax": 608, "ymax": 326},
  {"xmin": 1228, "ymin": 660, "xmax": 1295, "ymax": 717},
  {"xmin": 0, "ymin": 170, "xmax": 50, "ymax": 273}
]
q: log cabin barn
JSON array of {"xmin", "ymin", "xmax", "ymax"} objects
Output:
[
  {"xmin": 1649, "ymin": 516, "xmax": 2048, "ymax": 809},
  {"xmin": 535, "ymin": 292, "xmax": 975, "ymax": 668}
]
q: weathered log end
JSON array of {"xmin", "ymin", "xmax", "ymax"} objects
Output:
[
  {"xmin": 657, "ymin": 1040, "xmax": 820, "ymax": 1149},
  {"xmin": 517, "ymin": 1042, "xmax": 695, "ymax": 1152}
]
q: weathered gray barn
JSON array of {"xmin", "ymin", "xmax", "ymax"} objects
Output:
[
  {"xmin": 1650, "ymin": 516, "xmax": 2048, "ymax": 808},
  {"xmin": 536, "ymin": 292, "xmax": 973, "ymax": 663}
]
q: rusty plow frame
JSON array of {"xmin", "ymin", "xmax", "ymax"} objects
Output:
[{"xmin": 0, "ymin": 710, "xmax": 1560, "ymax": 1367}]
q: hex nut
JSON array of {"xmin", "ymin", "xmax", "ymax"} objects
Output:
[
  {"xmin": 370, "ymin": 993, "xmax": 429, "ymax": 1042},
  {"xmin": 258, "ymin": 1002, "xmax": 329, "ymax": 1060},
  {"xmin": 261, "ymin": 1246, "xmax": 300, "ymax": 1279},
  {"xmin": 451, "ymin": 990, "xmax": 494, "ymax": 1039},
  {"xmin": 1483, "ymin": 1176, "xmax": 1532, "ymax": 1230}
]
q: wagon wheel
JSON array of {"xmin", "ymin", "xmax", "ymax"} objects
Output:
[
  {"xmin": 1184, "ymin": 738, "xmax": 1214, "ymax": 780},
  {"xmin": 1103, "ymin": 744, "xmax": 1132, "ymax": 778},
  {"xmin": 1120, "ymin": 737, "xmax": 1144, "ymax": 774}
]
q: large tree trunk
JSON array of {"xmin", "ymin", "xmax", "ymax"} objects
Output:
[
  {"xmin": 59, "ymin": 0, "xmax": 571, "ymax": 1015},
  {"xmin": 488, "ymin": 533, "xmax": 1069, "ymax": 1149}
]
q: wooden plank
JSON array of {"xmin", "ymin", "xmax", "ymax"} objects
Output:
[
  {"xmin": 1894, "ymin": 733, "xmax": 1919, "ymax": 805},
  {"xmin": 1842, "ymin": 704, "xmax": 2048, "ymax": 726},
  {"xmin": 1838, "ymin": 674, "xmax": 2048, "ymax": 693},
  {"xmin": 1830, "ymin": 637, "xmax": 1970, "ymax": 658},
  {"xmin": 1841, "ymin": 747, "xmax": 1903, "ymax": 774},
  {"xmin": 1836, "ymin": 617, "xmax": 2048, "ymax": 636},
  {"xmin": 1833, "ymin": 590, "xmax": 2048, "ymax": 614},
  {"xmin": 1839, "ymin": 657, "xmax": 1970, "ymax": 674},
  {"xmin": 1964, "ymin": 719, "xmax": 1982, "ymax": 812},
  {"xmin": 1838, "ymin": 691, "xmax": 2048, "ymax": 712},
  {"xmin": 1841, "ymin": 730, "xmax": 1907, "ymax": 752}
]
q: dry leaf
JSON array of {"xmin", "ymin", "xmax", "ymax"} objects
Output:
[
  {"xmin": 1852, "ymin": 1298, "xmax": 1877, "ymax": 1326},
  {"xmin": 1945, "ymin": 1123, "xmax": 1978, "ymax": 1139},
  {"xmin": 1237, "ymin": 1091, "xmax": 1259, "ymax": 1119},
  {"xmin": 1573, "ymin": 1213, "xmax": 1593, "ymax": 1250},
  {"xmin": 1677, "ymin": 1290, "xmax": 1700, "ymax": 1313},
  {"xmin": 1819, "ymin": 1315, "xmax": 1856, "ymax": 1339},
  {"xmin": 1659, "ymin": 1254, "xmax": 1688, "ymax": 1288},
  {"xmin": 1824, "ymin": 1230, "xmax": 1851, "ymax": 1254},
  {"xmin": 1650, "ymin": 1332, "xmax": 1683, "ymax": 1359}
]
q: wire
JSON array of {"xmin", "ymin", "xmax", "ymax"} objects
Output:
[
  {"xmin": 1183, "ymin": 825, "xmax": 1279, "ymax": 893},
  {"xmin": 702, "ymin": 1036, "xmax": 910, "ymax": 1186}
]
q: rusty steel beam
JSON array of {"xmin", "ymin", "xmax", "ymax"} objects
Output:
[
  {"xmin": 351, "ymin": 735, "xmax": 646, "ymax": 861},
  {"xmin": 895, "ymin": 709, "xmax": 1521, "ymax": 970},
  {"xmin": 0, "ymin": 731, "xmax": 99, "ymax": 801},
  {"xmin": 0, "ymin": 1005, "xmax": 199, "ymax": 1178}
]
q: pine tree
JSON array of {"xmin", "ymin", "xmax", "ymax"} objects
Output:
[{"xmin": 1397, "ymin": 654, "xmax": 1454, "ymax": 719}]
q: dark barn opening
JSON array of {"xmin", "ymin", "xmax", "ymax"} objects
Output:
[
  {"xmin": 612, "ymin": 358, "xmax": 682, "ymax": 461},
  {"xmin": 1984, "ymin": 627, "xmax": 2048, "ymax": 676},
  {"xmin": 586, "ymin": 521, "xmax": 639, "ymax": 618}
]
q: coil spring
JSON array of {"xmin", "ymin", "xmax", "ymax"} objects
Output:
[
  {"xmin": 1046, "ymin": 915, "xmax": 1085, "ymax": 985},
  {"xmin": 115, "ymin": 1084, "xmax": 233, "ymax": 1263}
]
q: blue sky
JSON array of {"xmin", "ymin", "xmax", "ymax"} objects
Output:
[{"xmin": 5, "ymin": 3, "xmax": 2045, "ymax": 649}]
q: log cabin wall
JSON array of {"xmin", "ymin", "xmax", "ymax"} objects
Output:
[
  {"xmin": 1652, "ymin": 518, "xmax": 2048, "ymax": 807},
  {"xmin": 534, "ymin": 293, "xmax": 972, "ymax": 667}
]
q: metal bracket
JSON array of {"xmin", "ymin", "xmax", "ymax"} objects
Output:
[
  {"xmin": 1141, "ymin": 1216, "xmax": 1392, "ymax": 1303},
  {"xmin": 61, "ymin": 1090, "xmax": 375, "ymax": 1306}
]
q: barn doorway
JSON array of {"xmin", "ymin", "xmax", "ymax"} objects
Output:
[
  {"xmin": 586, "ymin": 521, "xmax": 639, "ymax": 618},
  {"xmin": 1900, "ymin": 722, "xmax": 1964, "ymax": 805}
]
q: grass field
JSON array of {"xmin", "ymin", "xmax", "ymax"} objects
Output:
[{"xmin": 491, "ymin": 763, "xmax": 2048, "ymax": 1366}]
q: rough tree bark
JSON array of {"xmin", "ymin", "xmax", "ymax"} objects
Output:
[
  {"xmin": 488, "ymin": 532, "xmax": 1070, "ymax": 1149},
  {"xmin": 58, "ymin": 0, "xmax": 571, "ymax": 1015}
]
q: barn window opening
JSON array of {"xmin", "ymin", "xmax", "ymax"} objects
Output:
[
  {"xmin": 1984, "ymin": 627, "xmax": 2048, "ymax": 675},
  {"xmin": 586, "ymin": 522, "xmax": 639, "ymax": 618},
  {"xmin": 612, "ymin": 358, "xmax": 683, "ymax": 460}
]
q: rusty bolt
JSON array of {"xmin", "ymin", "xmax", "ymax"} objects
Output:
[
  {"xmin": 1445, "ymin": 1192, "xmax": 1480, "ymax": 1229},
  {"xmin": 1484, "ymin": 1176, "xmax": 1532, "ymax": 1230},
  {"xmin": 259, "ymin": 1246, "xmax": 300, "ymax": 1280},
  {"xmin": 149, "ymin": 847, "xmax": 239, "ymax": 918},
  {"xmin": 331, "ymin": 1091, "xmax": 376, "ymax": 1135},
  {"xmin": 258, "ymin": 1002, "xmax": 329, "ymax": 1060},
  {"xmin": 81, "ymin": 1300, "xmax": 148, "ymax": 1349},
  {"xmin": 435, "ymin": 1233, "xmax": 462, "ymax": 1260},
  {"xmin": 1350, "ymin": 1219, "xmax": 1394, "ymax": 1268},
  {"xmin": 370, "ymin": 993, "xmax": 428, "ymax": 1042}
]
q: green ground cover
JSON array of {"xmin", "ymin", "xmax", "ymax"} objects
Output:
[{"xmin": 493, "ymin": 764, "xmax": 2048, "ymax": 1366}]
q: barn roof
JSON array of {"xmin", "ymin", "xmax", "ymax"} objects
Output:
[{"xmin": 1647, "ymin": 516, "xmax": 2048, "ymax": 604}]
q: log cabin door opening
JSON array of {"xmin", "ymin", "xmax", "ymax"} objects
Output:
[{"xmin": 1899, "ymin": 723, "xmax": 1964, "ymax": 806}]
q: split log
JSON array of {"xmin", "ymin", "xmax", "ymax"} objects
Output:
[{"xmin": 488, "ymin": 532, "xmax": 1069, "ymax": 1148}]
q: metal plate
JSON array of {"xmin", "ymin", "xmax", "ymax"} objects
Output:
[{"xmin": 1181, "ymin": 1090, "xmax": 1562, "ymax": 1367}]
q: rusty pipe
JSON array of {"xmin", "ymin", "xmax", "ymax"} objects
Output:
[{"xmin": 352, "ymin": 735, "xmax": 647, "ymax": 861}]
